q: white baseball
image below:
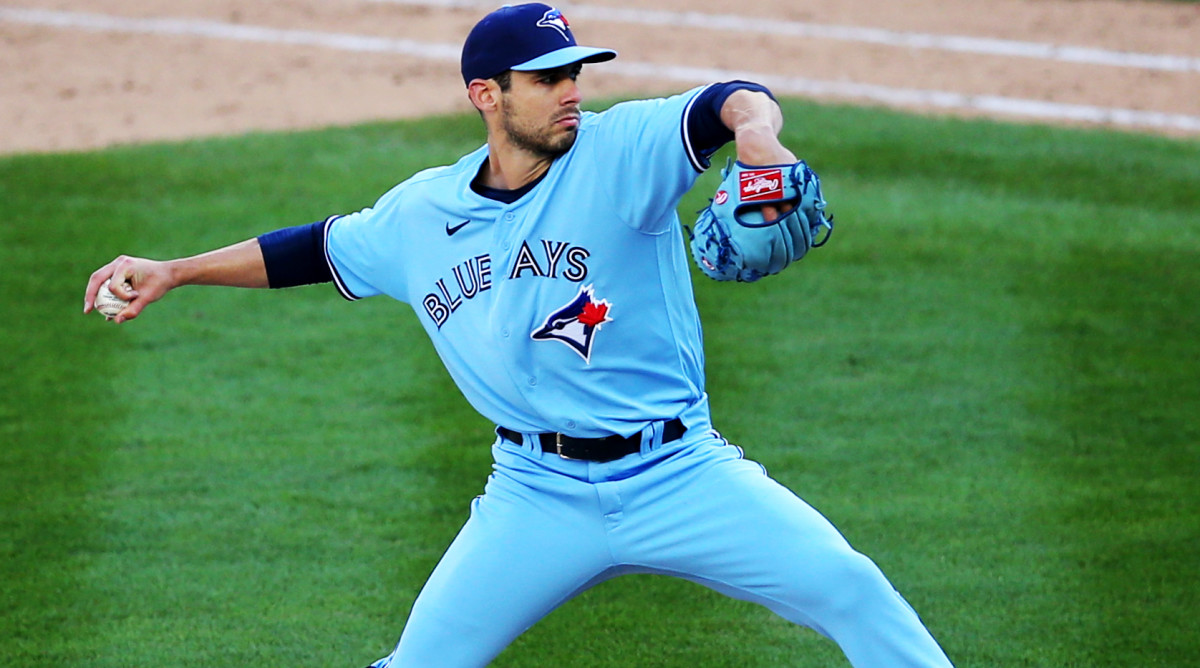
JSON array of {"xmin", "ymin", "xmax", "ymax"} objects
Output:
[{"xmin": 95, "ymin": 278, "xmax": 131, "ymax": 318}]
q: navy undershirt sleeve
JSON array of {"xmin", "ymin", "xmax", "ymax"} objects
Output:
[
  {"xmin": 686, "ymin": 81, "xmax": 777, "ymax": 166},
  {"xmin": 257, "ymin": 218, "xmax": 335, "ymax": 288}
]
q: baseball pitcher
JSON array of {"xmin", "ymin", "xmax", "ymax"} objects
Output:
[{"xmin": 84, "ymin": 4, "xmax": 953, "ymax": 667}]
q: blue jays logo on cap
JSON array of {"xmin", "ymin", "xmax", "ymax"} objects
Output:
[
  {"xmin": 536, "ymin": 8, "xmax": 571, "ymax": 40},
  {"xmin": 461, "ymin": 3, "xmax": 617, "ymax": 84},
  {"xmin": 531, "ymin": 284, "xmax": 613, "ymax": 363}
]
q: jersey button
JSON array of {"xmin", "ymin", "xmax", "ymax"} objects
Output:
[
  {"xmin": 527, "ymin": 376, "xmax": 537, "ymax": 386},
  {"xmin": 504, "ymin": 213, "xmax": 515, "ymax": 222},
  {"xmin": 501, "ymin": 328, "xmax": 510, "ymax": 338},
  {"xmin": 565, "ymin": 420, "xmax": 576, "ymax": 430}
]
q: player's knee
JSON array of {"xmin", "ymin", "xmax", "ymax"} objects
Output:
[{"xmin": 810, "ymin": 550, "xmax": 895, "ymax": 617}]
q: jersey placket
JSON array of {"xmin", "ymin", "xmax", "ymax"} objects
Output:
[{"xmin": 488, "ymin": 202, "xmax": 546, "ymax": 417}]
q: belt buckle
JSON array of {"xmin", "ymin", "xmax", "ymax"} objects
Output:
[{"xmin": 554, "ymin": 433, "xmax": 578, "ymax": 460}]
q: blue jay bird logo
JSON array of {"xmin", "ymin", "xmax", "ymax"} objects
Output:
[
  {"xmin": 531, "ymin": 285, "xmax": 613, "ymax": 363},
  {"xmin": 537, "ymin": 8, "xmax": 572, "ymax": 40}
]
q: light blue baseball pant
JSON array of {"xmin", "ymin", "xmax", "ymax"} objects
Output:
[{"xmin": 368, "ymin": 428, "xmax": 954, "ymax": 667}]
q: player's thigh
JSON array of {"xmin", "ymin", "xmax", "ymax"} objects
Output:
[
  {"xmin": 389, "ymin": 445, "xmax": 610, "ymax": 666},
  {"xmin": 626, "ymin": 442, "xmax": 876, "ymax": 608}
]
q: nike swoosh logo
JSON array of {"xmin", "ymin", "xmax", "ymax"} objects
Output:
[{"xmin": 446, "ymin": 220, "xmax": 470, "ymax": 236}]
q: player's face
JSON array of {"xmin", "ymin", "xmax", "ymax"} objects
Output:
[{"xmin": 499, "ymin": 64, "xmax": 584, "ymax": 157}]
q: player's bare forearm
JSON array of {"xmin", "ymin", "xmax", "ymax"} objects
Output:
[
  {"xmin": 719, "ymin": 89, "xmax": 796, "ymax": 167},
  {"xmin": 84, "ymin": 238, "xmax": 268, "ymax": 323},
  {"xmin": 164, "ymin": 239, "xmax": 270, "ymax": 289},
  {"xmin": 719, "ymin": 90, "xmax": 798, "ymax": 220}
]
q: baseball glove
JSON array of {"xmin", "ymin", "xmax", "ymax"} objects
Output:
[{"xmin": 687, "ymin": 158, "xmax": 833, "ymax": 282}]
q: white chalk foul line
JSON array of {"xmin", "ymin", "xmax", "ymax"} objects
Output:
[
  {"xmin": 0, "ymin": 7, "xmax": 461, "ymax": 59},
  {"xmin": 610, "ymin": 61, "xmax": 1200, "ymax": 133},
  {"xmin": 367, "ymin": 0, "xmax": 1200, "ymax": 74},
  {"xmin": 2, "ymin": 7, "xmax": 1198, "ymax": 134}
]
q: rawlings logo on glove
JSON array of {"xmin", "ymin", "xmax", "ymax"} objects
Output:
[
  {"xmin": 739, "ymin": 169, "xmax": 784, "ymax": 201},
  {"xmin": 687, "ymin": 158, "xmax": 833, "ymax": 282}
]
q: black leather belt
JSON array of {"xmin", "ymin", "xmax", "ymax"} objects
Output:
[{"xmin": 497, "ymin": 418, "xmax": 686, "ymax": 462}]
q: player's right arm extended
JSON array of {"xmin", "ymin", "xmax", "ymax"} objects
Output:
[
  {"xmin": 84, "ymin": 238, "xmax": 269, "ymax": 323},
  {"xmin": 84, "ymin": 218, "xmax": 333, "ymax": 323}
]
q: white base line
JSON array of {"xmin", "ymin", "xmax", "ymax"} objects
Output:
[
  {"xmin": 609, "ymin": 61, "xmax": 1200, "ymax": 133},
  {"xmin": 367, "ymin": 0, "xmax": 1200, "ymax": 74},
  {"xmin": 2, "ymin": 7, "xmax": 1198, "ymax": 134},
  {"xmin": 0, "ymin": 7, "xmax": 461, "ymax": 59}
]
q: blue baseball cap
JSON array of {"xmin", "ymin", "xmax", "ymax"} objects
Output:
[{"xmin": 461, "ymin": 3, "xmax": 617, "ymax": 84}]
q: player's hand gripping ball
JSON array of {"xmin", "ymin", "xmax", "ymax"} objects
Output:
[
  {"xmin": 688, "ymin": 158, "xmax": 834, "ymax": 282},
  {"xmin": 94, "ymin": 278, "xmax": 131, "ymax": 319}
]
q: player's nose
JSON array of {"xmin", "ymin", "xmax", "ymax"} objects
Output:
[{"xmin": 560, "ymin": 79, "xmax": 582, "ymax": 106}]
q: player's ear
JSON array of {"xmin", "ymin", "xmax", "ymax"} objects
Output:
[{"xmin": 467, "ymin": 79, "xmax": 500, "ymax": 114}]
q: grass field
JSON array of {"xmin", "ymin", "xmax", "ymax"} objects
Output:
[{"xmin": 2, "ymin": 98, "xmax": 1198, "ymax": 667}]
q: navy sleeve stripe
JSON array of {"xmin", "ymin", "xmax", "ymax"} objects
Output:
[{"xmin": 323, "ymin": 216, "xmax": 362, "ymax": 301}]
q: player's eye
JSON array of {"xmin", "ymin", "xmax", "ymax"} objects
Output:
[{"xmin": 536, "ymin": 65, "xmax": 582, "ymax": 85}]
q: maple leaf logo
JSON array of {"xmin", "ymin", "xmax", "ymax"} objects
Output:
[{"xmin": 578, "ymin": 300, "xmax": 610, "ymax": 327}]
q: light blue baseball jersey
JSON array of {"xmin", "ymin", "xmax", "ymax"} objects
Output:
[{"xmin": 324, "ymin": 86, "xmax": 717, "ymax": 437}]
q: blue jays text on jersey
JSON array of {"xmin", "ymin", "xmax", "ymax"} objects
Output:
[{"xmin": 421, "ymin": 239, "xmax": 592, "ymax": 329}]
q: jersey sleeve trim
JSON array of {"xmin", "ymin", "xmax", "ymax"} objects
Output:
[
  {"xmin": 680, "ymin": 84, "xmax": 715, "ymax": 174},
  {"xmin": 323, "ymin": 215, "xmax": 363, "ymax": 301}
]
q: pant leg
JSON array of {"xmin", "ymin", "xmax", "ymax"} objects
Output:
[
  {"xmin": 612, "ymin": 437, "xmax": 954, "ymax": 668},
  {"xmin": 371, "ymin": 440, "xmax": 613, "ymax": 668}
]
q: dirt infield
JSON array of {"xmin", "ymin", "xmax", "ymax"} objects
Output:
[{"xmin": 1, "ymin": 0, "xmax": 1197, "ymax": 154}]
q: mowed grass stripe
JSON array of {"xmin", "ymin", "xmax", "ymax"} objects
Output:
[{"xmin": 1, "ymin": 101, "xmax": 1197, "ymax": 666}]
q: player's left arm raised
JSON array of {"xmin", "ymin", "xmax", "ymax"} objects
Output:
[
  {"xmin": 720, "ymin": 89, "xmax": 796, "ymax": 220},
  {"xmin": 688, "ymin": 88, "xmax": 834, "ymax": 283}
]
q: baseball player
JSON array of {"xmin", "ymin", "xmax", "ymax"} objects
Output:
[{"xmin": 83, "ymin": 4, "xmax": 954, "ymax": 666}]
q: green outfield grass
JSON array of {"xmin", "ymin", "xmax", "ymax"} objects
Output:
[{"xmin": 2, "ymin": 99, "xmax": 1197, "ymax": 667}]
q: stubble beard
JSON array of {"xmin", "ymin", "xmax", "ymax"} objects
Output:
[{"xmin": 501, "ymin": 105, "xmax": 578, "ymax": 158}]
